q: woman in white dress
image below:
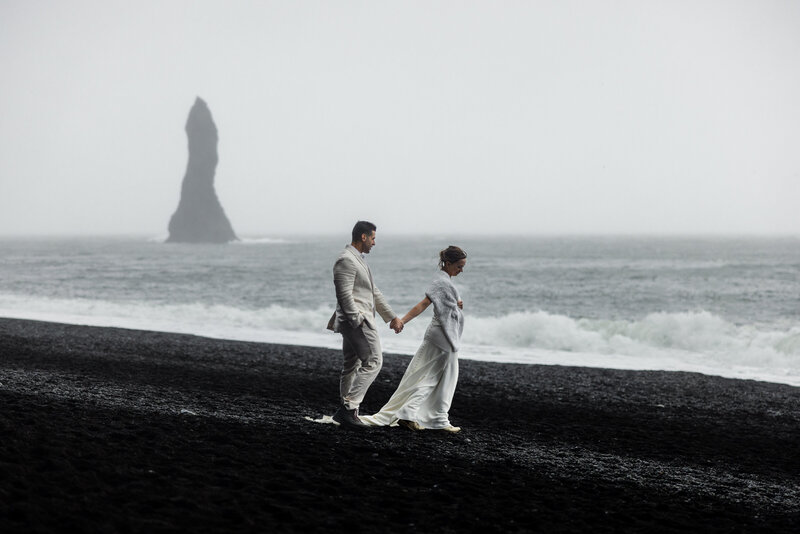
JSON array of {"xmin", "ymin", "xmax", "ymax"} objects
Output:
[{"xmin": 361, "ymin": 246, "xmax": 467, "ymax": 433}]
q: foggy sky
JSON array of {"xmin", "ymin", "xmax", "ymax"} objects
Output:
[{"xmin": 1, "ymin": 0, "xmax": 798, "ymax": 236}]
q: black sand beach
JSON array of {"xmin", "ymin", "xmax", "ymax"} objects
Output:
[{"xmin": 1, "ymin": 317, "xmax": 798, "ymax": 533}]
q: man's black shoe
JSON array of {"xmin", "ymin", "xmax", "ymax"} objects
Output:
[{"xmin": 332, "ymin": 405, "xmax": 368, "ymax": 428}]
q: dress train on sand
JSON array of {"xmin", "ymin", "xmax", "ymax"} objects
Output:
[{"xmin": 361, "ymin": 322, "xmax": 459, "ymax": 429}]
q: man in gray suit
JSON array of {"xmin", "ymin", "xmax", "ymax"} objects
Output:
[{"xmin": 327, "ymin": 220, "xmax": 403, "ymax": 427}]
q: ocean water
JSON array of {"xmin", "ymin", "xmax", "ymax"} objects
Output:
[{"xmin": 1, "ymin": 235, "xmax": 799, "ymax": 386}]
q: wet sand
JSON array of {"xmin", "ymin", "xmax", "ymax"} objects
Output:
[{"xmin": 1, "ymin": 317, "xmax": 798, "ymax": 533}]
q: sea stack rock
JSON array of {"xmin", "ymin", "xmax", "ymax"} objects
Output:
[{"xmin": 167, "ymin": 97, "xmax": 237, "ymax": 243}]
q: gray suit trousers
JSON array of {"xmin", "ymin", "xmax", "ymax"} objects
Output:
[{"xmin": 338, "ymin": 321, "xmax": 383, "ymax": 410}]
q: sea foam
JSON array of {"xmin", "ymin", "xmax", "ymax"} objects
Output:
[
  {"xmin": 232, "ymin": 237, "xmax": 291, "ymax": 245},
  {"xmin": 1, "ymin": 292, "xmax": 798, "ymax": 386},
  {"xmin": 461, "ymin": 310, "xmax": 800, "ymax": 385}
]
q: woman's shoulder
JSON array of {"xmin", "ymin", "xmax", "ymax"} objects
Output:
[
  {"xmin": 427, "ymin": 274, "xmax": 459, "ymax": 304},
  {"xmin": 431, "ymin": 270, "xmax": 452, "ymax": 283},
  {"xmin": 427, "ymin": 271, "xmax": 450, "ymax": 290}
]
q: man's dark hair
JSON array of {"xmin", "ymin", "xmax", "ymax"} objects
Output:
[{"xmin": 351, "ymin": 220, "xmax": 377, "ymax": 243}]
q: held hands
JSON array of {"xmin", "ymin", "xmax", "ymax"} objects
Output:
[{"xmin": 389, "ymin": 317, "xmax": 404, "ymax": 334}]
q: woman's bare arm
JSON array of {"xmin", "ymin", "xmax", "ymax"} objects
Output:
[{"xmin": 401, "ymin": 296, "xmax": 432, "ymax": 324}]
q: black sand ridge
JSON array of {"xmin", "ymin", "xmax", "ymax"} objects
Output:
[{"xmin": 1, "ymin": 317, "xmax": 798, "ymax": 533}]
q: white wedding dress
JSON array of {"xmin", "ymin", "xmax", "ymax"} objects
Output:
[{"xmin": 361, "ymin": 270, "xmax": 463, "ymax": 430}]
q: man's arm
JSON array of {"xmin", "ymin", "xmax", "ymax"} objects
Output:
[
  {"xmin": 373, "ymin": 285, "xmax": 397, "ymax": 324},
  {"xmin": 333, "ymin": 256, "xmax": 363, "ymax": 328}
]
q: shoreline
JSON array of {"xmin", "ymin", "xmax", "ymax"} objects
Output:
[
  {"xmin": 2, "ymin": 311, "xmax": 797, "ymax": 389},
  {"xmin": 2, "ymin": 317, "xmax": 799, "ymax": 532}
]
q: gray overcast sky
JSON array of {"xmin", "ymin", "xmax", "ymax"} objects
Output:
[{"xmin": 1, "ymin": 0, "xmax": 798, "ymax": 236}]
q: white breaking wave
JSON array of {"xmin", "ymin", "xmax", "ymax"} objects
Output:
[
  {"xmin": 146, "ymin": 235, "xmax": 290, "ymax": 244},
  {"xmin": 461, "ymin": 310, "xmax": 800, "ymax": 386},
  {"xmin": 147, "ymin": 234, "xmax": 170, "ymax": 243},
  {"xmin": 0, "ymin": 293, "xmax": 339, "ymax": 350},
  {"xmin": 0, "ymin": 292, "xmax": 798, "ymax": 386},
  {"xmin": 233, "ymin": 237, "xmax": 291, "ymax": 245}
]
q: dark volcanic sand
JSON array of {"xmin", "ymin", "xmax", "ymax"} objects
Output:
[{"xmin": 1, "ymin": 317, "xmax": 798, "ymax": 533}]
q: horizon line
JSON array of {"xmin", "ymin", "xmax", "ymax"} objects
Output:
[{"xmin": 1, "ymin": 231, "xmax": 800, "ymax": 239}]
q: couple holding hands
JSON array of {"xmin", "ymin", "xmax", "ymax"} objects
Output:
[{"xmin": 326, "ymin": 221, "xmax": 467, "ymax": 433}]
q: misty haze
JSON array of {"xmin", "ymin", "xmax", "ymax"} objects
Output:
[{"xmin": 1, "ymin": 2, "xmax": 799, "ymax": 533}]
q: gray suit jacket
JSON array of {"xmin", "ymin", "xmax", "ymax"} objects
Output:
[{"xmin": 327, "ymin": 245, "xmax": 396, "ymax": 332}]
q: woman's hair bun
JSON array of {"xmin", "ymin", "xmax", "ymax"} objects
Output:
[{"xmin": 439, "ymin": 245, "xmax": 467, "ymax": 270}]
